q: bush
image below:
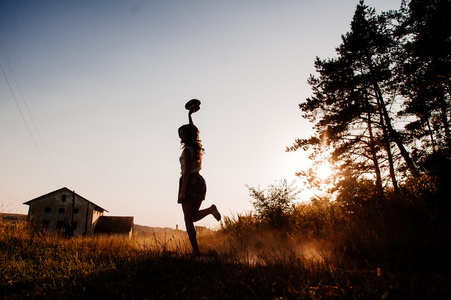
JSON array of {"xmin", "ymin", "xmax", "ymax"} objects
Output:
[
  {"xmin": 247, "ymin": 179, "xmax": 300, "ymax": 229},
  {"xmin": 293, "ymin": 196, "xmax": 346, "ymax": 239}
]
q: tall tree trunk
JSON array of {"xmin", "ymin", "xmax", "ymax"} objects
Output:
[
  {"xmin": 438, "ymin": 91, "xmax": 451, "ymax": 148},
  {"xmin": 367, "ymin": 109, "xmax": 384, "ymax": 196},
  {"xmin": 381, "ymin": 122, "xmax": 400, "ymax": 194},
  {"xmin": 374, "ymin": 90, "xmax": 400, "ymax": 194},
  {"xmin": 427, "ymin": 117, "xmax": 437, "ymax": 154},
  {"xmin": 373, "ymin": 82, "xmax": 419, "ymax": 176}
]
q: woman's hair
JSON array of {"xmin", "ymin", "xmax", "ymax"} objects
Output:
[{"xmin": 178, "ymin": 124, "xmax": 204, "ymax": 160}]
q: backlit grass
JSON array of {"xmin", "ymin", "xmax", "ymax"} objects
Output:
[{"xmin": 1, "ymin": 216, "xmax": 450, "ymax": 299}]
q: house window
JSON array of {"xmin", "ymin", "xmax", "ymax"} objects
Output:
[
  {"xmin": 62, "ymin": 194, "xmax": 66, "ymax": 202},
  {"xmin": 56, "ymin": 221, "xmax": 64, "ymax": 229},
  {"xmin": 42, "ymin": 220, "xmax": 49, "ymax": 229},
  {"xmin": 44, "ymin": 207, "xmax": 51, "ymax": 213},
  {"xmin": 58, "ymin": 208, "xmax": 65, "ymax": 214},
  {"xmin": 74, "ymin": 208, "xmax": 79, "ymax": 214},
  {"xmin": 73, "ymin": 221, "xmax": 78, "ymax": 230}
]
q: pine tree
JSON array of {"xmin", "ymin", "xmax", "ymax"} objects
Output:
[
  {"xmin": 396, "ymin": 0, "xmax": 451, "ymax": 158},
  {"xmin": 289, "ymin": 1, "xmax": 419, "ymax": 197}
]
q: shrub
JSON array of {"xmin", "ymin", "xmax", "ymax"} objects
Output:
[{"xmin": 246, "ymin": 179, "xmax": 300, "ymax": 229}]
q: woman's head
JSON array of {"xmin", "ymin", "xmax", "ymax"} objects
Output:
[
  {"xmin": 178, "ymin": 124, "xmax": 204, "ymax": 158},
  {"xmin": 178, "ymin": 124, "xmax": 199, "ymax": 145}
]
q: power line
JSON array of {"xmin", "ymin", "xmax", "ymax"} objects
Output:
[
  {"xmin": 1, "ymin": 41, "xmax": 65, "ymax": 186},
  {"xmin": 0, "ymin": 59, "xmax": 57, "ymax": 185},
  {"xmin": 0, "ymin": 40, "xmax": 64, "ymax": 186}
]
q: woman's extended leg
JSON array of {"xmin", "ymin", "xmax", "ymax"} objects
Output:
[{"xmin": 193, "ymin": 204, "xmax": 221, "ymax": 222}]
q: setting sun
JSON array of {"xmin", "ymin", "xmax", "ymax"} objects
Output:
[{"xmin": 316, "ymin": 163, "xmax": 332, "ymax": 181}]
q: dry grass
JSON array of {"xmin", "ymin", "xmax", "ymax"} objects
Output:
[{"xmin": 1, "ymin": 215, "xmax": 450, "ymax": 299}]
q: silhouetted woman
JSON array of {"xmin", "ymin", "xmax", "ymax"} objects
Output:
[{"xmin": 178, "ymin": 107, "xmax": 221, "ymax": 257}]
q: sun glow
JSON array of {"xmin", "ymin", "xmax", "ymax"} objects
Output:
[{"xmin": 316, "ymin": 163, "xmax": 332, "ymax": 181}]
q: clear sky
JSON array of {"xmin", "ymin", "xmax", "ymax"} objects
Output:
[{"xmin": 0, "ymin": 0, "xmax": 402, "ymax": 228}]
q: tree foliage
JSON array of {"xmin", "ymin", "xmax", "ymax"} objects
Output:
[
  {"xmin": 397, "ymin": 0, "xmax": 451, "ymax": 156},
  {"xmin": 289, "ymin": 0, "xmax": 450, "ymax": 202}
]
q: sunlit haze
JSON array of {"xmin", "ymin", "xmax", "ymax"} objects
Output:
[
  {"xmin": 316, "ymin": 163, "xmax": 333, "ymax": 181},
  {"xmin": 0, "ymin": 0, "xmax": 401, "ymax": 228}
]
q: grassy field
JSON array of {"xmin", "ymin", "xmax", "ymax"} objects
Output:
[{"xmin": 1, "ymin": 218, "xmax": 450, "ymax": 299}]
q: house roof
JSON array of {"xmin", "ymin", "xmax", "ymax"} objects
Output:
[
  {"xmin": 94, "ymin": 216, "xmax": 134, "ymax": 234},
  {"xmin": 23, "ymin": 187, "xmax": 108, "ymax": 212}
]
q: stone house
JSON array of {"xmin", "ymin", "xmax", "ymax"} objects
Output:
[{"xmin": 23, "ymin": 187, "xmax": 133, "ymax": 237}]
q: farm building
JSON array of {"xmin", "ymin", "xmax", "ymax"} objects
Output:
[
  {"xmin": 23, "ymin": 187, "xmax": 133, "ymax": 237},
  {"xmin": 95, "ymin": 216, "xmax": 134, "ymax": 239}
]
